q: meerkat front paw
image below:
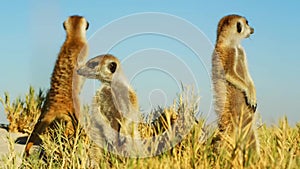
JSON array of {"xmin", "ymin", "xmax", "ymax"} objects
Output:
[{"xmin": 245, "ymin": 84, "xmax": 257, "ymax": 112}]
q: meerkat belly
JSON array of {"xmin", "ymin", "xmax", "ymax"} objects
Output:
[
  {"xmin": 226, "ymin": 84, "xmax": 245, "ymax": 113},
  {"xmin": 222, "ymin": 60, "xmax": 252, "ymax": 131}
]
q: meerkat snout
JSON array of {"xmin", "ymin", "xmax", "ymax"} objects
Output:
[
  {"xmin": 250, "ymin": 27, "xmax": 254, "ymax": 34},
  {"xmin": 77, "ymin": 60, "xmax": 99, "ymax": 79},
  {"xmin": 87, "ymin": 61, "xmax": 99, "ymax": 69}
]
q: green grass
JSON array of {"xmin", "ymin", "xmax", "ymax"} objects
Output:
[{"xmin": 1, "ymin": 87, "xmax": 300, "ymax": 168}]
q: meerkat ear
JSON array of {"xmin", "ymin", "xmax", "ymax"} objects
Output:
[
  {"xmin": 237, "ymin": 22, "xmax": 242, "ymax": 33},
  {"xmin": 86, "ymin": 21, "xmax": 89, "ymax": 30},
  {"xmin": 63, "ymin": 21, "xmax": 66, "ymax": 30},
  {"xmin": 108, "ymin": 62, "xmax": 117, "ymax": 73}
]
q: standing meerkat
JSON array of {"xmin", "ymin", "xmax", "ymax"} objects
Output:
[
  {"xmin": 212, "ymin": 14, "xmax": 258, "ymax": 151},
  {"xmin": 25, "ymin": 15, "xmax": 89, "ymax": 156}
]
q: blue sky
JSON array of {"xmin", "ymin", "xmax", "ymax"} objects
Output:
[{"xmin": 0, "ymin": 1, "xmax": 299, "ymax": 125}]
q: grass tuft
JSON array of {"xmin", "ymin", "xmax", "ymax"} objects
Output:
[
  {"xmin": 0, "ymin": 86, "xmax": 299, "ymax": 168},
  {"xmin": 0, "ymin": 86, "xmax": 46, "ymax": 133}
]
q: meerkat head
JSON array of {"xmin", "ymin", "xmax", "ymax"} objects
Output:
[
  {"xmin": 63, "ymin": 15, "xmax": 89, "ymax": 38},
  {"xmin": 77, "ymin": 54, "xmax": 120, "ymax": 83},
  {"xmin": 217, "ymin": 14, "xmax": 254, "ymax": 45}
]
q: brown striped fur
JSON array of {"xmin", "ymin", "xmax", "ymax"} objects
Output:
[{"xmin": 25, "ymin": 15, "xmax": 89, "ymax": 156}]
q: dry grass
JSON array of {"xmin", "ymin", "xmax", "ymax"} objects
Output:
[
  {"xmin": 1, "ymin": 86, "xmax": 300, "ymax": 168},
  {"xmin": 0, "ymin": 86, "xmax": 46, "ymax": 133}
]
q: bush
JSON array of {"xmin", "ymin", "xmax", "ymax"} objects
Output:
[{"xmin": 0, "ymin": 86, "xmax": 46, "ymax": 133}]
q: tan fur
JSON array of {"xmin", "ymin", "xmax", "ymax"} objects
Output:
[
  {"xmin": 25, "ymin": 15, "xmax": 89, "ymax": 156},
  {"xmin": 77, "ymin": 54, "xmax": 177, "ymax": 139},
  {"xmin": 212, "ymin": 14, "xmax": 258, "ymax": 151}
]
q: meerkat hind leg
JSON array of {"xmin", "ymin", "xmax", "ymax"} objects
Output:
[{"xmin": 25, "ymin": 113, "xmax": 56, "ymax": 156}]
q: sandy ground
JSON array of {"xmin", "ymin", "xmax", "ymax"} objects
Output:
[
  {"xmin": 0, "ymin": 127, "xmax": 28, "ymax": 166},
  {"xmin": 0, "ymin": 128, "xmax": 27, "ymax": 156}
]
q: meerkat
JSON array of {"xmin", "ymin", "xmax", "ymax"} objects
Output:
[
  {"xmin": 212, "ymin": 14, "xmax": 258, "ymax": 151},
  {"xmin": 25, "ymin": 15, "xmax": 89, "ymax": 156},
  {"xmin": 77, "ymin": 54, "xmax": 178, "ymax": 155},
  {"xmin": 77, "ymin": 54, "xmax": 141, "ymax": 154}
]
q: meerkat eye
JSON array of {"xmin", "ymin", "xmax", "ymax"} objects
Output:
[
  {"xmin": 63, "ymin": 22, "xmax": 66, "ymax": 30},
  {"xmin": 87, "ymin": 61, "xmax": 99, "ymax": 69},
  {"xmin": 86, "ymin": 21, "xmax": 89, "ymax": 30},
  {"xmin": 246, "ymin": 20, "xmax": 249, "ymax": 25},
  {"xmin": 108, "ymin": 62, "xmax": 117, "ymax": 73},
  {"xmin": 237, "ymin": 22, "xmax": 242, "ymax": 33}
]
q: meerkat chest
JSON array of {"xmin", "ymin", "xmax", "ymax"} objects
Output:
[
  {"xmin": 94, "ymin": 86, "xmax": 121, "ymax": 120},
  {"xmin": 235, "ymin": 46, "xmax": 247, "ymax": 79}
]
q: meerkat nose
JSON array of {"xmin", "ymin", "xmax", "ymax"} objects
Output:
[
  {"xmin": 250, "ymin": 27, "xmax": 254, "ymax": 34},
  {"xmin": 77, "ymin": 68, "xmax": 84, "ymax": 75}
]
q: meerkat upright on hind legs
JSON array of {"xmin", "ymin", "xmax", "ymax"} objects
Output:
[
  {"xmin": 212, "ymin": 14, "xmax": 259, "ymax": 152},
  {"xmin": 25, "ymin": 15, "xmax": 89, "ymax": 156}
]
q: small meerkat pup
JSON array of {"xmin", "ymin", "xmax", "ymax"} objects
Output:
[
  {"xmin": 212, "ymin": 14, "xmax": 258, "ymax": 151},
  {"xmin": 77, "ymin": 54, "xmax": 140, "ymax": 152},
  {"xmin": 25, "ymin": 15, "xmax": 89, "ymax": 156},
  {"xmin": 77, "ymin": 54, "xmax": 178, "ymax": 155}
]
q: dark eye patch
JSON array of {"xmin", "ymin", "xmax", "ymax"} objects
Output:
[
  {"xmin": 108, "ymin": 62, "xmax": 117, "ymax": 73},
  {"xmin": 87, "ymin": 61, "xmax": 99, "ymax": 69},
  {"xmin": 246, "ymin": 20, "xmax": 249, "ymax": 25},
  {"xmin": 237, "ymin": 22, "xmax": 242, "ymax": 33}
]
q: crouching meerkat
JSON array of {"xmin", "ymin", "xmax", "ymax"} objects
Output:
[
  {"xmin": 77, "ymin": 54, "xmax": 140, "ymax": 154},
  {"xmin": 77, "ymin": 54, "xmax": 178, "ymax": 155},
  {"xmin": 212, "ymin": 14, "xmax": 259, "ymax": 152},
  {"xmin": 25, "ymin": 15, "xmax": 89, "ymax": 156}
]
